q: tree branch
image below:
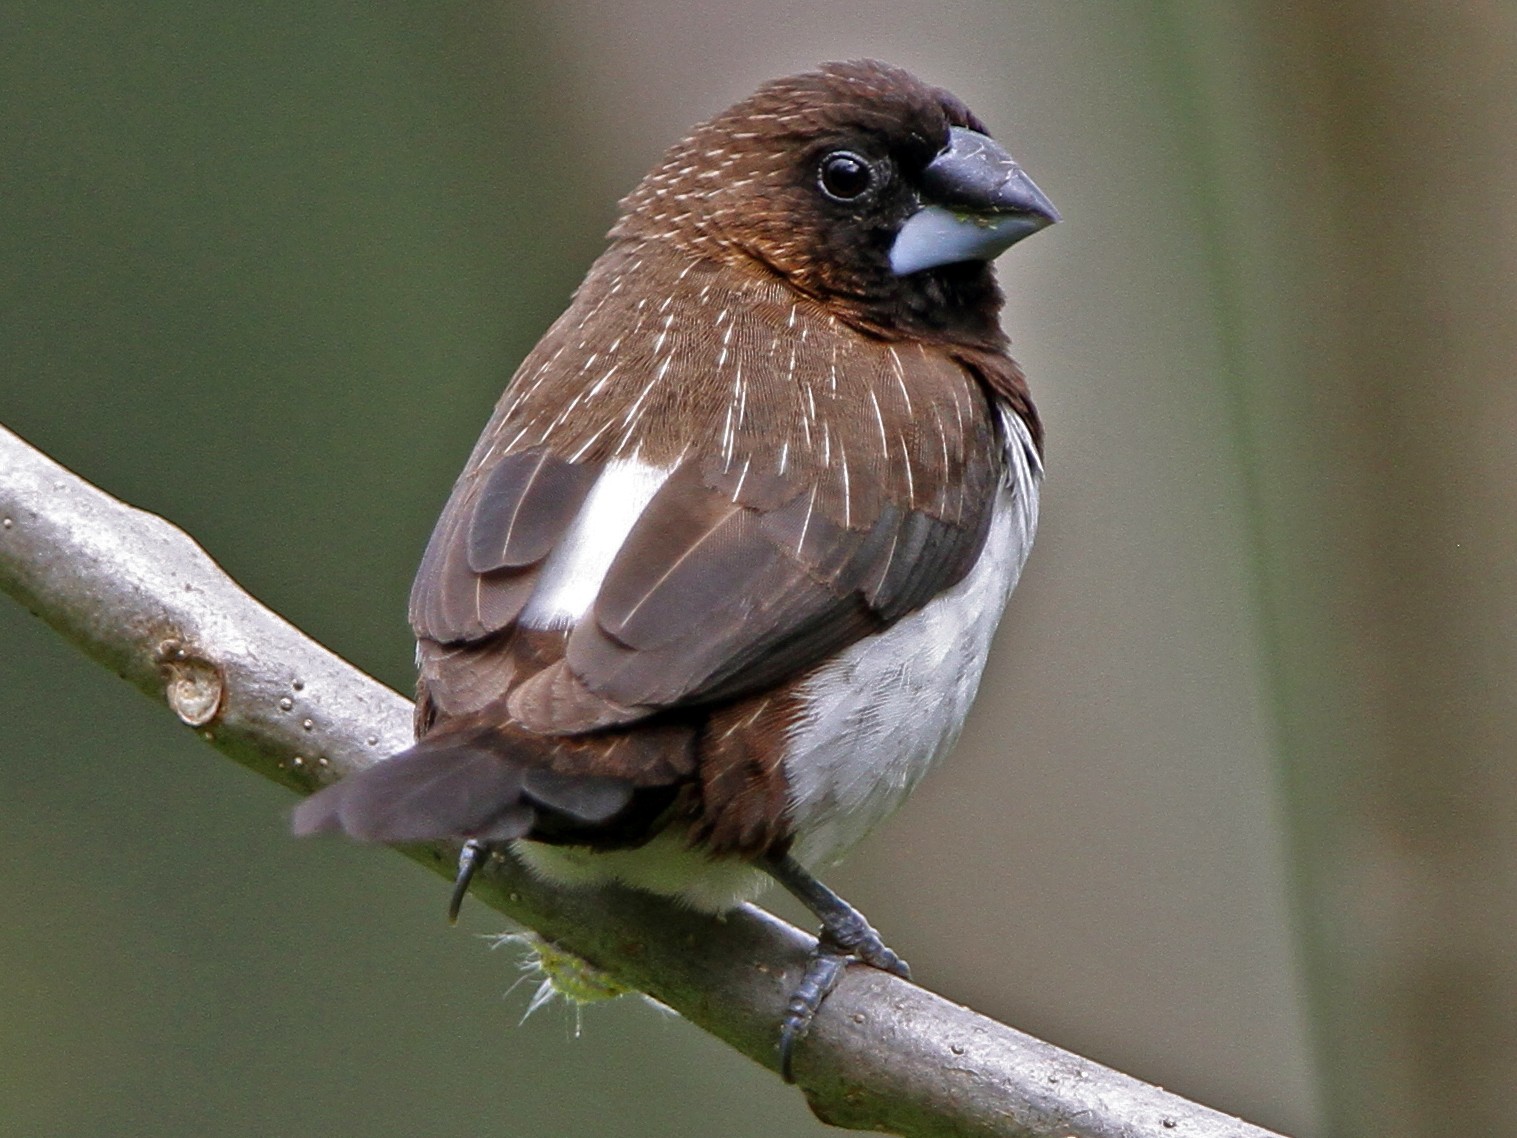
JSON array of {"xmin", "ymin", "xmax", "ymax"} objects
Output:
[{"xmin": 0, "ymin": 420, "xmax": 1287, "ymax": 1138}]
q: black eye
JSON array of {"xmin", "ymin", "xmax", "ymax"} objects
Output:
[{"xmin": 819, "ymin": 151, "xmax": 874, "ymax": 201}]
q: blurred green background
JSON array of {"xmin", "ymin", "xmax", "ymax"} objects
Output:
[{"xmin": 6, "ymin": 4, "xmax": 1515, "ymax": 1136}]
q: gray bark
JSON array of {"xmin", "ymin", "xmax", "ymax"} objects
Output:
[{"xmin": 0, "ymin": 420, "xmax": 1287, "ymax": 1138}]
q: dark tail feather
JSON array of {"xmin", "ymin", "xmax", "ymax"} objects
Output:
[
  {"xmin": 291, "ymin": 736, "xmax": 530, "ymax": 842},
  {"xmin": 291, "ymin": 730, "xmax": 636, "ymax": 844},
  {"xmin": 519, "ymin": 766, "xmax": 638, "ymax": 824}
]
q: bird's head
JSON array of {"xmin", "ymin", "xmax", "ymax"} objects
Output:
[{"xmin": 612, "ymin": 59, "xmax": 1059, "ymax": 343}]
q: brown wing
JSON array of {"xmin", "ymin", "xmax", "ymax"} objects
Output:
[
  {"xmin": 529, "ymin": 463, "xmax": 994, "ymax": 722},
  {"xmin": 410, "ymin": 248, "xmax": 1007, "ymax": 737},
  {"xmin": 410, "ymin": 447, "xmax": 600, "ymax": 645}
]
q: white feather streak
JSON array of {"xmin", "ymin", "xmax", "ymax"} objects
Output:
[{"xmin": 519, "ymin": 458, "xmax": 674, "ymax": 629}]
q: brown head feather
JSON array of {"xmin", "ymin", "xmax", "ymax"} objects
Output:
[{"xmin": 612, "ymin": 60, "xmax": 1019, "ymax": 353}]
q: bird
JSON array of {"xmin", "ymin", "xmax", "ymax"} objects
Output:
[{"xmin": 293, "ymin": 58, "xmax": 1058, "ymax": 1080}]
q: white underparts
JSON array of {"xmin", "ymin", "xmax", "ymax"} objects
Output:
[
  {"xmin": 518, "ymin": 457, "xmax": 674, "ymax": 629},
  {"xmin": 513, "ymin": 411, "xmax": 1041, "ymax": 909},
  {"xmin": 782, "ymin": 408, "xmax": 1041, "ymax": 870},
  {"xmin": 513, "ymin": 832, "xmax": 774, "ymax": 913}
]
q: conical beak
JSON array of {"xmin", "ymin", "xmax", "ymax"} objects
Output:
[{"xmin": 889, "ymin": 126, "xmax": 1060, "ymax": 276}]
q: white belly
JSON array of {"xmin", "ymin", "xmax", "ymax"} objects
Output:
[
  {"xmin": 783, "ymin": 410, "xmax": 1041, "ymax": 869},
  {"xmin": 517, "ymin": 410, "xmax": 1041, "ymax": 908}
]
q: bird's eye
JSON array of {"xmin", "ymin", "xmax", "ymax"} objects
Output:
[{"xmin": 818, "ymin": 151, "xmax": 874, "ymax": 201}]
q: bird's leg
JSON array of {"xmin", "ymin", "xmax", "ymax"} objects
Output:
[
  {"xmin": 764, "ymin": 854, "xmax": 912, "ymax": 977},
  {"xmin": 448, "ymin": 839, "xmax": 490, "ymax": 924},
  {"xmin": 762, "ymin": 854, "xmax": 911, "ymax": 1081}
]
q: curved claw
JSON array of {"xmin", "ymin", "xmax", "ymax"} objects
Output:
[
  {"xmin": 818, "ymin": 910, "xmax": 910, "ymax": 982},
  {"xmin": 448, "ymin": 840, "xmax": 488, "ymax": 924},
  {"xmin": 762, "ymin": 854, "xmax": 913, "ymax": 1081},
  {"xmin": 837, "ymin": 928, "xmax": 904, "ymax": 983},
  {"xmin": 778, "ymin": 950, "xmax": 848, "ymax": 1083}
]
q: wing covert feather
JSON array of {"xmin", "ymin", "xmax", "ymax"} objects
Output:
[
  {"xmin": 410, "ymin": 448, "xmax": 598, "ymax": 645},
  {"xmin": 558, "ymin": 456, "xmax": 993, "ymax": 718},
  {"xmin": 468, "ymin": 450, "xmax": 599, "ymax": 572}
]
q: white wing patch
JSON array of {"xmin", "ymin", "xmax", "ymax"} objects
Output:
[{"xmin": 519, "ymin": 457, "xmax": 675, "ymax": 629}]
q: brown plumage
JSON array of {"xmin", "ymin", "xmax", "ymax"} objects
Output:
[{"xmin": 295, "ymin": 59, "xmax": 1056, "ymax": 914}]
